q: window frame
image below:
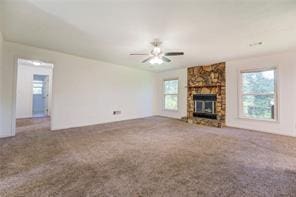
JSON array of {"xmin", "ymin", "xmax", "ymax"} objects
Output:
[
  {"xmin": 163, "ymin": 78, "xmax": 179, "ymax": 112},
  {"xmin": 238, "ymin": 67, "xmax": 279, "ymax": 122}
]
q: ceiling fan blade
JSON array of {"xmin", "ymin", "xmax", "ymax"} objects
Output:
[
  {"xmin": 142, "ymin": 56, "xmax": 153, "ymax": 63},
  {"xmin": 162, "ymin": 56, "xmax": 171, "ymax": 63},
  {"xmin": 130, "ymin": 53, "xmax": 149, "ymax": 55},
  {"xmin": 164, "ymin": 52, "xmax": 184, "ymax": 56}
]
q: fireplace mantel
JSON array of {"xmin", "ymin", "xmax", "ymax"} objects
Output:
[{"xmin": 187, "ymin": 84, "xmax": 225, "ymax": 88}]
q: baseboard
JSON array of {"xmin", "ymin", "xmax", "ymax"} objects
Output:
[
  {"xmin": 0, "ymin": 132, "xmax": 14, "ymax": 138},
  {"xmin": 51, "ymin": 115, "xmax": 155, "ymax": 131},
  {"xmin": 226, "ymin": 125, "xmax": 296, "ymax": 138}
]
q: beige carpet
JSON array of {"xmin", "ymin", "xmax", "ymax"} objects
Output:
[{"xmin": 1, "ymin": 116, "xmax": 296, "ymax": 197}]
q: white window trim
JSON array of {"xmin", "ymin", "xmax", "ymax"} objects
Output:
[
  {"xmin": 163, "ymin": 78, "xmax": 179, "ymax": 112},
  {"xmin": 238, "ymin": 67, "xmax": 279, "ymax": 122}
]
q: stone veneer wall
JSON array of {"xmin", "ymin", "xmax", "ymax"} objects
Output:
[{"xmin": 187, "ymin": 62, "xmax": 226, "ymax": 127}]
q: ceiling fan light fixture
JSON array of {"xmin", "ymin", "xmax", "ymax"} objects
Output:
[
  {"xmin": 130, "ymin": 39, "xmax": 184, "ymax": 65},
  {"xmin": 152, "ymin": 47, "xmax": 161, "ymax": 55},
  {"xmin": 149, "ymin": 56, "xmax": 163, "ymax": 65}
]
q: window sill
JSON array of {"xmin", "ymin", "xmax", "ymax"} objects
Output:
[
  {"xmin": 238, "ymin": 116, "xmax": 279, "ymax": 123},
  {"xmin": 164, "ymin": 109, "xmax": 179, "ymax": 112}
]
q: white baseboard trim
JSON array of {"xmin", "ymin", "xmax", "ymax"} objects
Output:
[{"xmin": 0, "ymin": 132, "xmax": 14, "ymax": 138}]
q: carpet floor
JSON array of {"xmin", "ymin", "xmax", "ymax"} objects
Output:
[{"xmin": 1, "ymin": 116, "xmax": 296, "ymax": 197}]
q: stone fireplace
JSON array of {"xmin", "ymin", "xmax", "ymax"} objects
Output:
[{"xmin": 187, "ymin": 62, "xmax": 226, "ymax": 128}]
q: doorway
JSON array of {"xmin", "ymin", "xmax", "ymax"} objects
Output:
[
  {"xmin": 32, "ymin": 75, "xmax": 49, "ymax": 117},
  {"xmin": 15, "ymin": 58, "xmax": 53, "ymax": 134}
]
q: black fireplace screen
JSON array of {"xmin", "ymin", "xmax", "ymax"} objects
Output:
[{"xmin": 193, "ymin": 94, "xmax": 217, "ymax": 119}]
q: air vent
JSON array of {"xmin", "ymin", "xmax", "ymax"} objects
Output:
[{"xmin": 249, "ymin": 42, "xmax": 263, "ymax": 47}]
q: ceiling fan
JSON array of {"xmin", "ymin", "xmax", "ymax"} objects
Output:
[{"xmin": 130, "ymin": 39, "xmax": 184, "ymax": 65}]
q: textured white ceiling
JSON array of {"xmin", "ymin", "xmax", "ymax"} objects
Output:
[{"xmin": 2, "ymin": 0, "xmax": 296, "ymax": 71}]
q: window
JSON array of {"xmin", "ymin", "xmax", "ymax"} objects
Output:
[
  {"xmin": 33, "ymin": 80, "xmax": 43, "ymax": 95},
  {"xmin": 240, "ymin": 68, "xmax": 277, "ymax": 121},
  {"xmin": 164, "ymin": 79, "xmax": 179, "ymax": 111}
]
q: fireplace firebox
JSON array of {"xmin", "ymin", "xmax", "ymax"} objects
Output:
[{"xmin": 193, "ymin": 94, "xmax": 217, "ymax": 119}]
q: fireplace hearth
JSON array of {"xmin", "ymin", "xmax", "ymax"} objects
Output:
[{"xmin": 193, "ymin": 94, "xmax": 217, "ymax": 119}]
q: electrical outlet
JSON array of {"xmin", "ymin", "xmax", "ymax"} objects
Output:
[{"xmin": 113, "ymin": 111, "xmax": 121, "ymax": 115}]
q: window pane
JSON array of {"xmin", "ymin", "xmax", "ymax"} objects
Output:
[
  {"xmin": 33, "ymin": 81, "xmax": 43, "ymax": 88},
  {"xmin": 33, "ymin": 83, "xmax": 43, "ymax": 88},
  {"xmin": 242, "ymin": 70, "xmax": 275, "ymax": 94},
  {"xmin": 242, "ymin": 95, "xmax": 275, "ymax": 119},
  {"xmin": 164, "ymin": 80, "xmax": 178, "ymax": 94},
  {"xmin": 33, "ymin": 88, "xmax": 42, "ymax": 95},
  {"xmin": 165, "ymin": 95, "xmax": 178, "ymax": 110}
]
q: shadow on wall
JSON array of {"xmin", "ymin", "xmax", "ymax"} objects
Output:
[{"xmin": 3, "ymin": 0, "xmax": 99, "ymax": 59}]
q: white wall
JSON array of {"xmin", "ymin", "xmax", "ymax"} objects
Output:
[
  {"xmin": 0, "ymin": 31, "xmax": 4, "ymax": 137},
  {"xmin": 2, "ymin": 41, "xmax": 156, "ymax": 136},
  {"xmin": 16, "ymin": 64, "xmax": 53, "ymax": 119},
  {"xmin": 155, "ymin": 68, "xmax": 187, "ymax": 119},
  {"xmin": 0, "ymin": 4, "xmax": 7, "ymax": 137},
  {"xmin": 2, "ymin": 40, "xmax": 296, "ymax": 138},
  {"xmin": 156, "ymin": 51, "xmax": 296, "ymax": 137},
  {"xmin": 226, "ymin": 51, "xmax": 296, "ymax": 137}
]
